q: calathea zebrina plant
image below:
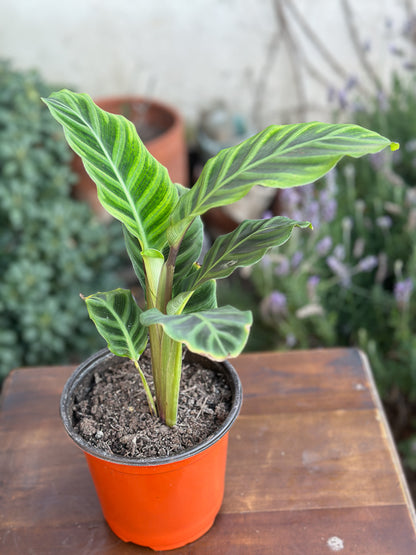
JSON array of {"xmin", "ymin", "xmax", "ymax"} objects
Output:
[{"xmin": 43, "ymin": 90, "xmax": 398, "ymax": 427}]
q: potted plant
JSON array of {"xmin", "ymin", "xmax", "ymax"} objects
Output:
[{"xmin": 43, "ymin": 89, "xmax": 397, "ymax": 550}]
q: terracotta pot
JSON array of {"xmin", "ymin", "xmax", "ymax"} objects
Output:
[
  {"xmin": 60, "ymin": 348, "xmax": 242, "ymax": 550},
  {"xmin": 71, "ymin": 96, "xmax": 189, "ymax": 219}
]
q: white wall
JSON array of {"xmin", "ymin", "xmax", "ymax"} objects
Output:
[{"xmin": 0, "ymin": 0, "xmax": 412, "ymax": 128}]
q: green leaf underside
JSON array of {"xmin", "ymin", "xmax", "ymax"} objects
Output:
[
  {"xmin": 190, "ymin": 216, "xmax": 312, "ymax": 289},
  {"xmin": 167, "ymin": 279, "xmax": 217, "ymax": 316},
  {"xmin": 123, "ymin": 226, "xmax": 146, "ymax": 291},
  {"xmin": 172, "ymin": 213, "xmax": 204, "ymax": 284},
  {"xmin": 169, "ymin": 122, "xmax": 398, "ymax": 242},
  {"xmin": 181, "ymin": 279, "xmax": 217, "ymax": 313},
  {"xmin": 83, "ymin": 289, "xmax": 147, "ymax": 360},
  {"xmin": 43, "ymin": 90, "xmax": 177, "ymax": 251},
  {"xmin": 141, "ymin": 306, "xmax": 252, "ymax": 360},
  {"xmin": 171, "ymin": 183, "xmax": 205, "ymax": 283}
]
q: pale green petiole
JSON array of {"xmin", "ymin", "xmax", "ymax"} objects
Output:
[
  {"xmin": 134, "ymin": 359, "xmax": 157, "ymax": 417},
  {"xmin": 160, "ymin": 335, "xmax": 183, "ymax": 427}
]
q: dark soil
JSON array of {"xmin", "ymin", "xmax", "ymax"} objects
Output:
[{"xmin": 71, "ymin": 348, "xmax": 232, "ymax": 460}]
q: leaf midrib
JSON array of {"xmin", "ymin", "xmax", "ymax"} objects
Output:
[
  {"xmin": 194, "ymin": 123, "xmax": 382, "ymax": 210},
  {"xmin": 194, "ymin": 219, "xmax": 292, "ymax": 286},
  {"xmin": 98, "ymin": 296, "xmax": 139, "ymax": 360},
  {"xmin": 54, "ymin": 97, "xmax": 148, "ymax": 249}
]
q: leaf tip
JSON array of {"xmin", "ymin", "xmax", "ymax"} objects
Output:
[{"xmin": 390, "ymin": 141, "xmax": 400, "ymax": 152}]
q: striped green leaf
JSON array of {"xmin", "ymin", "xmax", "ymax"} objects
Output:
[
  {"xmin": 43, "ymin": 89, "xmax": 177, "ymax": 251},
  {"xmin": 141, "ymin": 306, "xmax": 252, "ymax": 360},
  {"xmin": 168, "ymin": 122, "xmax": 398, "ymax": 244},
  {"xmin": 123, "ymin": 185, "xmax": 204, "ymax": 296},
  {"xmin": 189, "ymin": 216, "xmax": 312, "ymax": 289},
  {"xmin": 83, "ymin": 289, "xmax": 147, "ymax": 360}
]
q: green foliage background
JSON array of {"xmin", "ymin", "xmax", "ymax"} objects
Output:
[{"xmin": 0, "ymin": 61, "xmax": 126, "ymax": 381}]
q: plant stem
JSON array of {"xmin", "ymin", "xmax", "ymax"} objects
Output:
[
  {"xmin": 161, "ymin": 333, "xmax": 183, "ymax": 427},
  {"xmin": 133, "ymin": 359, "xmax": 157, "ymax": 416},
  {"xmin": 149, "ymin": 243, "xmax": 183, "ymax": 425},
  {"xmin": 149, "ymin": 328, "xmax": 183, "ymax": 425},
  {"xmin": 158, "ymin": 244, "xmax": 180, "ymax": 313},
  {"xmin": 149, "ymin": 323, "xmax": 164, "ymax": 416}
]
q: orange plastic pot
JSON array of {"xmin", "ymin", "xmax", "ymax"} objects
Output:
[{"xmin": 60, "ymin": 349, "xmax": 242, "ymax": 550}]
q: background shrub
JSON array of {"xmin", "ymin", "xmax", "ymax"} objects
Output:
[{"xmin": 0, "ymin": 61, "xmax": 126, "ymax": 382}]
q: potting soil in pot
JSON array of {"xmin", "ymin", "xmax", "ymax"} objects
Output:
[{"xmin": 72, "ymin": 348, "xmax": 232, "ymax": 459}]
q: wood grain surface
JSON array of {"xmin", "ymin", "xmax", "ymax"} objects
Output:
[{"xmin": 1, "ymin": 348, "xmax": 415, "ymax": 554}]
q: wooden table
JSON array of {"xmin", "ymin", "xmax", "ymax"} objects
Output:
[{"xmin": 1, "ymin": 348, "xmax": 416, "ymax": 554}]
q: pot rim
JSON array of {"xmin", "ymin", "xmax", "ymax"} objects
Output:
[
  {"xmin": 93, "ymin": 95, "xmax": 183, "ymax": 146},
  {"xmin": 60, "ymin": 348, "xmax": 242, "ymax": 467}
]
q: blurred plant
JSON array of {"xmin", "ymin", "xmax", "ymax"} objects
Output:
[
  {"xmin": 225, "ymin": 4, "xmax": 416, "ymax": 401},
  {"xmin": 236, "ymin": 0, "xmax": 416, "ymax": 490},
  {"xmin": 229, "ymin": 152, "xmax": 415, "ymax": 400},
  {"xmin": 0, "ymin": 61, "xmax": 126, "ymax": 382}
]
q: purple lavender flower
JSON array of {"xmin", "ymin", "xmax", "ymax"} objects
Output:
[
  {"xmin": 280, "ymin": 188, "xmax": 301, "ymax": 213},
  {"xmin": 306, "ymin": 200, "xmax": 320, "ymax": 228},
  {"xmin": 274, "ymin": 257, "xmax": 290, "ymax": 276},
  {"xmin": 362, "ymin": 39, "xmax": 371, "ymax": 53},
  {"xmin": 357, "ymin": 255, "xmax": 378, "ymax": 272},
  {"xmin": 307, "ymin": 275, "xmax": 320, "ymax": 300},
  {"xmin": 334, "ymin": 244, "xmax": 346, "ymax": 260},
  {"xmin": 291, "ymin": 251, "xmax": 303, "ymax": 269},
  {"xmin": 338, "ymin": 89, "xmax": 348, "ymax": 110},
  {"xmin": 321, "ymin": 197, "xmax": 337, "ymax": 223},
  {"xmin": 345, "ymin": 75, "xmax": 358, "ymax": 90},
  {"xmin": 268, "ymin": 291, "xmax": 287, "ymax": 315},
  {"xmin": 394, "ymin": 278, "xmax": 413, "ymax": 309},
  {"xmin": 260, "ymin": 254, "xmax": 272, "ymax": 269},
  {"xmin": 316, "ymin": 236, "xmax": 332, "ymax": 256},
  {"xmin": 308, "ymin": 275, "xmax": 320, "ymax": 288},
  {"xmin": 327, "ymin": 255, "xmax": 351, "ymax": 287},
  {"xmin": 389, "ymin": 43, "xmax": 404, "ymax": 56},
  {"xmin": 302, "ymin": 183, "xmax": 315, "ymax": 200},
  {"xmin": 370, "ymin": 151, "xmax": 385, "ymax": 170},
  {"xmin": 376, "ymin": 215, "xmax": 393, "ymax": 229},
  {"xmin": 260, "ymin": 291, "xmax": 287, "ymax": 322}
]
